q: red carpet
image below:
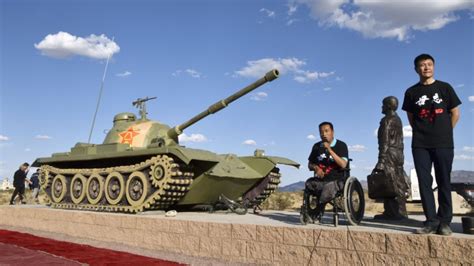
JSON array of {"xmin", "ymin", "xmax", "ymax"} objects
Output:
[{"xmin": 0, "ymin": 229, "xmax": 183, "ymax": 265}]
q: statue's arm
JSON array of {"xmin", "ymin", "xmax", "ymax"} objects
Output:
[{"xmin": 375, "ymin": 119, "xmax": 390, "ymax": 171}]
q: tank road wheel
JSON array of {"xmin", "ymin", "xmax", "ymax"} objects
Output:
[
  {"xmin": 126, "ymin": 171, "xmax": 149, "ymax": 207},
  {"xmin": 70, "ymin": 174, "xmax": 87, "ymax": 204},
  {"xmin": 105, "ymin": 172, "xmax": 125, "ymax": 205},
  {"xmin": 86, "ymin": 173, "xmax": 105, "ymax": 205},
  {"xmin": 39, "ymin": 167, "xmax": 52, "ymax": 190},
  {"xmin": 149, "ymin": 156, "xmax": 172, "ymax": 187},
  {"xmin": 38, "ymin": 168, "xmax": 47, "ymax": 186},
  {"xmin": 51, "ymin": 174, "xmax": 68, "ymax": 203}
]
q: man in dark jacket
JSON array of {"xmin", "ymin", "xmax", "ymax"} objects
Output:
[
  {"xmin": 29, "ymin": 169, "xmax": 41, "ymax": 203},
  {"xmin": 9, "ymin": 162, "xmax": 30, "ymax": 205}
]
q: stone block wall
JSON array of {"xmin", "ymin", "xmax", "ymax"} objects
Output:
[{"xmin": 0, "ymin": 207, "xmax": 472, "ymax": 265}]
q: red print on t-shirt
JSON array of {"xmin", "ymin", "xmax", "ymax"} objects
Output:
[
  {"xmin": 419, "ymin": 108, "xmax": 444, "ymax": 122},
  {"xmin": 318, "ymin": 163, "xmax": 337, "ymax": 175}
]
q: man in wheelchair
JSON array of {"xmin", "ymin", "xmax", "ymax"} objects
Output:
[
  {"xmin": 301, "ymin": 121, "xmax": 349, "ymax": 224},
  {"xmin": 300, "ymin": 122, "xmax": 365, "ymax": 226}
]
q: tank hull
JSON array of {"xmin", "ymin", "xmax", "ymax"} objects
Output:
[{"xmin": 33, "ymin": 145, "xmax": 299, "ymax": 213}]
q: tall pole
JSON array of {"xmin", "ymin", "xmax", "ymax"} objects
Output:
[{"xmin": 87, "ymin": 37, "xmax": 114, "ymax": 143}]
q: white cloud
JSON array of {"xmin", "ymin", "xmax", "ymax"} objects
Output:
[
  {"xmin": 236, "ymin": 58, "xmax": 305, "ymax": 78},
  {"xmin": 178, "ymin": 133, "xmax": 207, "ymax": 143},
  {"xmin": 250, "ymin": 92, "xmax": 268, "ymax": 101},
  {"xmin": 307, "ymin": 134, "xmax": 317, "ymax": 140},
  {"xmin": 287, "ymin": 18, "xmax": 299, "ymax": 25},
  {"xmin": 455, "ymin": 84, "xmax": 465, "ymax": 88},
  {"xmin": 242, "ymin": 139, "xmax": 257, "ymax": 146},
  {"xmin": 116, "ymin": 71, "xmax": 131, "ymax": 77},
  {"xmin": 185, "ymin": 69, "xmax": 201, "ymax": 78},
  {"xmin": 288, "ymin": 4, "xmax": 298, "ymax": 16},
  {"xmin": 24, "ymin": 148, "xmax": 31, "ymax": 152},
  {"xmin": 34, "ymin": 31, "xmax": 120, "ymax": 59},
  {"xmin": 463, "ymin": 146, "xmax": 474, "ymax": 152},
  {"xmin": 323, "ymin": 87, "xmax": 332, "ymax": 91},
  {"xmin": 0, "ymin": 135, "xmax": 9, "ymax": 141},
  {"xmin": 454, "ymin": 154, "xmax": 474, "ymax": 161},
  {"xmin": 260, "ymin": 8, "xmax": 276, "ymax": 18},
  {"xmin": 295, "ymin": 0, "xmax": 474, "ymax": 41},
  {"xmin": 468, "ymin": 96, "xmax": 474, "ymax": 102},
  {"xmin": 235, "ymin": 57, "xmax": 335, "ymax": 84},
  {"xmin": 403, "ymin": 125, "xmax": 412, "ymax": 138},
  {"xmin": 173, "ymin": 69, "xmax": 202, "ymax": 78},
  {"xmin": 294, "ymin": 71, "xmax": 335, "ymax": 83},
  {"xmin": 348, "ymin": 144, "xmax": 366, "ymax": 152},
  {"xmin": 35, "ymin": 135, "xmax": 52, "ymax": 140}
]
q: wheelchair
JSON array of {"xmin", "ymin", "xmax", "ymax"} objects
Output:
[{"xmin": 299, "ymin": 165, "xmax": 365, "ymax": 226}]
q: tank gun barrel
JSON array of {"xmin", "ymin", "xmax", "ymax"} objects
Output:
[{"xmin": 168, "ymin": 69, "xmax": 279, "ymax": 139}]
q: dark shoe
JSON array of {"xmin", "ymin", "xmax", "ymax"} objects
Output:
[
  {"xmin": 415, "ymin": 225, "xmax": 437, "ymax": 234},
  {"xmin": 9, "ymin": 202, "xmax": 14, "ymax": 205},
  {"xmin": 437, "ymin": 223, "xmax": 452, "ymax": 236}
]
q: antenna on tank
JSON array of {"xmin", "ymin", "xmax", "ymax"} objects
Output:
[{"xmin": 87, "ymin": 37, "xmax": 114, "ymax": 144}]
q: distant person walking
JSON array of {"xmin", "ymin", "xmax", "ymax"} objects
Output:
[
  {"xmin": 9, "ymin": 163, "xmax": 31, "ymax": 205},
  {"xmin": 402, "ymin": 54, "xmax": 461, "ymax": 236},
  {"xmin": 29, "ymin": 169, "xmax": 40, "ymax": 203}
]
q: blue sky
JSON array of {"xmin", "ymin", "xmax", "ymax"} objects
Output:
[{"xmin": 1, "ymin": 0, "xmax": 473, "ymax": 186}]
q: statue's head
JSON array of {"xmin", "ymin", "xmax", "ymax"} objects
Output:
[{"xmin": 382, "ymin": 96, "xmax": 398, "ymax": 115}]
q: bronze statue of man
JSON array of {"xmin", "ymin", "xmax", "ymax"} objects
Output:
[{"xmin": 372, "ymin": 96, "xmax": 410, "ymax": 220}]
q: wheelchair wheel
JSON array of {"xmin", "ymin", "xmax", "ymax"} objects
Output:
[
  {"xmin": 300, "ymin": 190, "xmax": 319, "ymax": 225},
  {"xmin": 343, "ymin": 177, "xmax": 365, "ymax": 225}
]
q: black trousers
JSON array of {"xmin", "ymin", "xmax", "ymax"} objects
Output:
[
  {"xmin": 412, "ymin": 148, "xmax": 454, "ymax": 226},
  {"xmin": 10, "ymin": 186, "xmax": 25, "ymax": 204}
]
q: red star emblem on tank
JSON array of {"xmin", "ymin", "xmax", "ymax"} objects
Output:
[{"xmin": 119, "ymin": 127, "xmax": 140, "ymax": 145}]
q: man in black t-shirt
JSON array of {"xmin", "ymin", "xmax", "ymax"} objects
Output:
[
  {"xmin": 402, "ymin": 54, "xmax": 461, "ymax": 236},
  {"xmin": 305, "ymin": 121, "xmax": 349, "ymax": 221}
]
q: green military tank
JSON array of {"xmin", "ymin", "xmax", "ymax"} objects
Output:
[{"xmin": 32, "ymin": 69, "xmax": 300, "ymax": 213}]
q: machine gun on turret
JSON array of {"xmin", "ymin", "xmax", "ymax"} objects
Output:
[{"xmin": 133, "ymin": 96, "xmax": 157, "ymax": 120}]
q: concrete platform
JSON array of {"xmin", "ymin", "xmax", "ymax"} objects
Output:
[{"xmin": 0, "ymin": 205, "xmax": 472, "ymax": 265}]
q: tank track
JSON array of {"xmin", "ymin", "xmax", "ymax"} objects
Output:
[
  {"xmin": 245, "ymin": 168, "xmax": 281, "ymax": 208},
  {"xmin": 38, "ymin": 155, "xmax": 194, "ymax": 213}
]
